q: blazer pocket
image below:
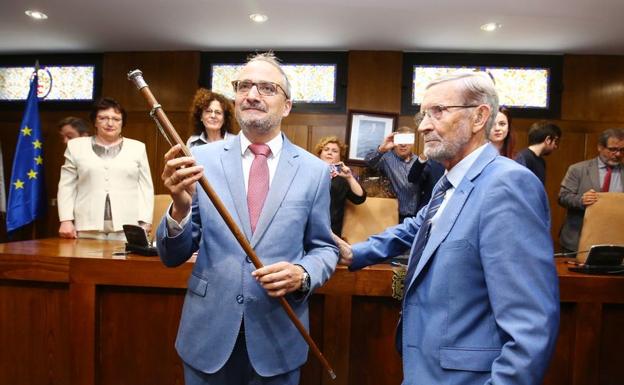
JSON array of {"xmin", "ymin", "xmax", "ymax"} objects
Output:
[
  {"xmin": 440, "ymin": 346, "xmax": 501, "ymax": 372},
  {"xmin": 187, "ymin": 274, "xmax": 208, "ymax": 297},
  {"xmin": 281, "ymin": 200, "xmax": 311, "ymax": 208}
]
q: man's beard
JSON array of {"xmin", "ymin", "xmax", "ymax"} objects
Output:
[
  {"xmin": 423, "ymin": 123, "xmax": 471, "ymax": 162},
  {"xmin": 236, "ymin": 101, "xmax": 280, "ymax": 135}
]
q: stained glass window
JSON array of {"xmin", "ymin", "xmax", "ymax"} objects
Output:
[
  {"xmin": 412, "ymin": 65, "xmax": 550, "ymax": 109},
  {"xmin": 211, "ymin": 63, "xmax": 337, "ymax": 103},
  {"xmin": 0, "ymin": 65, "xmax": 95, "ymax": 101}
]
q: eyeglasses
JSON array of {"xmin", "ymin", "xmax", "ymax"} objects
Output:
[
  {"xmin": 96, "ymin": 116, "xmax": 122, "ymax": 124},
  {"xmin": 420, "ymin": 104, "xmax": 479, "ymax": 121},
  {"xmin": 204, "ymin": 109, "xmax": 223, "ymax": 117},
  {"xmin": 605, "ymin": 147, "xmax": 624, "ymax": 154},
  {"xmin": 231, "ymin": 80, "xmax": 289, "ymax": 98}
]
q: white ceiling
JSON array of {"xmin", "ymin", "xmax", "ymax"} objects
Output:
[{"xmin": 2, "ymin": 0, "xmax": 624, "ymax": 55}]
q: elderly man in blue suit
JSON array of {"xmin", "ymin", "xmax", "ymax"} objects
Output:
[
  {"xmin": 334, "ymin": 72, "xmax": 560, "ymax": 385},
  {"xmin": 156, "ymin": 52, "xmax": 338, "ymax": 385}
]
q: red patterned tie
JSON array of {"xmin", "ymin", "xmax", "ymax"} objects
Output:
[
  {"xmin": 602, "ymin": 166, "xmax": 613, "ymax": 192},
  {"xmin": 247, "ymin": 143, "xmax": 271, "ymax": 233}
]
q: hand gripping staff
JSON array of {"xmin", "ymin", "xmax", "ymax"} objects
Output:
[{"xmin": 127, "ymin": 69, "xmax": 336, "ymax": 380}]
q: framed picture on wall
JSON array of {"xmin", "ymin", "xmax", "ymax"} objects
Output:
[{"xmin": 346, "ymin": 110, "xmax": 398, "ymax": 164}]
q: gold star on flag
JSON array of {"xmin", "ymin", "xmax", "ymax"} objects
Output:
[
  {"xmin": 27, "ymin": 169, "xmax": 38, "ymax": 179},
  {"xmin": 33, "ymin": 140, "xmax": 42, "ymax": 149},
  {"xmin": 34, "ymin": 155, "xmax": 43, "ymax": 165},
  {"xmin": 21, "ymin": 127, "xmax": 32, "ymax": 136},
  {"xmin": 13, "ymin": 179, "xmax": 24, "ymax": 189}
]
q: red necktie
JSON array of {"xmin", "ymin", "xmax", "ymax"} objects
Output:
[
  {"xmin": 602, "ymin": 166, "xmax": 613, "ymax": 192},
  {"xmin": 247, "ymin": 143, "xmax": 271, "ymax": 233}
]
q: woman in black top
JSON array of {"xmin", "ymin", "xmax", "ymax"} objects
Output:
[{"xmin": 314, "ymin": 136, "xmax": 366, "ymax": 237}]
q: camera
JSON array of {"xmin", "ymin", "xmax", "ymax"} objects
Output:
[{"xmin": 329, "ymin": 163, "xmax": 343, "ymax": 174}]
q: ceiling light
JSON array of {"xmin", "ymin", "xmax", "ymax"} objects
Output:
[
  {"xmin": 249, "ymin": 13, "xmax": 268, "ymax": 23},
  {"xmin": 480, "ymin": 22, "xmax": 501, "ymax": 32},
  {"xmin": 25, "ymin": 10, "xmax": 48, "ymax": 20}
]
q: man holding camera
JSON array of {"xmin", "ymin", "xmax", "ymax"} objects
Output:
[{"xmin": 365, "ymin": 126, "xmax": 419, "ymax": 222}]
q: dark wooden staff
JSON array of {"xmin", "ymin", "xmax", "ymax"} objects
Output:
[{"xmin": 127, "ymin": 69, "xmax": 336, "ymax": 380}]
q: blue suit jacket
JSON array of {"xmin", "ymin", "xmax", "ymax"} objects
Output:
[
  {"xmin": 351, "ymin": 144, "xmax": 560, "ymax": 385},
  {"xmin": 156, "ymin": 134, "xmax": 338, "ymax": 376}
]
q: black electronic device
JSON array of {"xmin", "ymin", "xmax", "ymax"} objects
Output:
[
  {"xmin": 123, "ymin": 224, "xmax": 158, "ymax": 256},
  {"xmin": 568, "ymin": 244, "xmax": 624, "ymax": 275}
]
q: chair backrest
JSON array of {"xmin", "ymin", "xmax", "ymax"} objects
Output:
[
  {"xmin": 577, "ymin": 192, "xmax": 624, "ymax": 263},
  {"xmin": 152, "ymin": 194, "xmax": 172, "ymax": 231},
  {"xmin": 341, "ymin": 197, "xmax": 399, "ymax": 244}
]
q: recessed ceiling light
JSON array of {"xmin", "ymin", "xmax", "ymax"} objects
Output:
[
  {"xmin": 25, "ymin": 10, "xmax": 48, "ymax": 20},
  {"xmin": 480, "ymin": 22, "xmax": 501, "ymax": 32},
  {"xmin": 249, "ymin": 13, "xmax": 268, "ymax": 23}
]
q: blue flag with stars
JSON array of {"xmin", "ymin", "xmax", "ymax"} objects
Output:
[{"xmin": 6, "ymin": 71, "xmax": 46, "ymax": 232}]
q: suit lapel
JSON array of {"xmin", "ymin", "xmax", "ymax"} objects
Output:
[
  {"xmin": 588, "ymin": 158, "xmax": 601, "ymax": 190},
  {"xmin": 250, "ymin": 136, "xmax": 300, "ymax": 247},
  {"xmin": 405, "ymin": 144, "xmax": 497, "ymax": 292},
  {"xmin": 221, "ymin": 136, "xmax": 252, "ymax": 240}
]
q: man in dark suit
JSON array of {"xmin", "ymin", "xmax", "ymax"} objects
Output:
[
  {"xmin": 156, "ymin": 53, "xmax": 338, "ymax": 385},
  {"xmin": 558, "ymin": 128, "xmax": 624, "ymax": 252},
  {"xmin": 407, "ymin": 153, "xmax": 444, "ymax": 212},
  {"xmin": 334, "ymin": 71, "xmax": 559, "ymax": 385}
]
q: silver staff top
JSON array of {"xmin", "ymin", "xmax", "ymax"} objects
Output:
[{"xmin": 127, "ymin": 69, "xmax": 147, "ymax": 90}]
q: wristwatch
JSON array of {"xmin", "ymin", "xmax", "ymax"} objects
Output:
[{"xmin": 299, "ymin": 269, "xmax": 311, "ymax": 292}]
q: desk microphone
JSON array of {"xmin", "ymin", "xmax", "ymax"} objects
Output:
[{"xmin": 553, "ymin": 249, "xmax": 589, "ymax": 257}]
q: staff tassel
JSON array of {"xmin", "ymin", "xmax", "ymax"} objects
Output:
[{"xmin": 127, "ymin": 69, "xmax": 336, "ymax": 380}]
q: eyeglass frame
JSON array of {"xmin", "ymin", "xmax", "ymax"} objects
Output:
[
  {"xmin": 604, "ymin": 146, "xmax": 624, "ymax": 154},
  {"xmin": 203, "ymin": 108, "xmax": 224, "ymax": 117},
  {"xmin": 95, "ymin": 115, "xmax": 123, "ymax": 124},
  {"xmin": 231, "ymin": 80, "xmax": 290, "ymax": 99},
  {"xmin": 419, "ymin": 104, "xmax": 480, "ymax": 121}
]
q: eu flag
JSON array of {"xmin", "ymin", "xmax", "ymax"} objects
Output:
[{"xmin": 6, "ymin": 71, "xmax": 46, "ymax": 232}]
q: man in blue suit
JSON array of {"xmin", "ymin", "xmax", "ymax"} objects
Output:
[
  {"xmin": 334, "ymin": 72, "xmax": 560, "ymax": 385},
  {"xmin": 157, "ymin": 53, "xmax": 338, "ymax": 385}
]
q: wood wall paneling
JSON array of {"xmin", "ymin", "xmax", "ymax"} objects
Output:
[{"xmin": 346, "ymin": 51, "xmax": 402, "ymax": 113}]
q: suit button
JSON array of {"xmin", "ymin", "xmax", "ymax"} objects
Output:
[
  {"xmin": 236, "ymin": 294, "xmax": 244, "ymax": 304},
  {"xmin": 245, "ymin": 256, "xmax": 252, "ymax": 263}
]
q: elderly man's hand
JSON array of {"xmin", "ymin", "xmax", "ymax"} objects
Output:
[{"xmin": 332, "ymin": 233, "xmax": 353, "ymax": 266}]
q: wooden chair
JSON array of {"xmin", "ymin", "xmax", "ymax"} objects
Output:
[
  {"xmin": 576, "ymin": 192, "xmax": 624, "ymax": 263},
  {"xmin": 341, "ymin": 197, "xmax": 399, "ymax": 244},
  {"xmin": 150, "ymin": 194, "xmax": 172, "ymax": 241}
]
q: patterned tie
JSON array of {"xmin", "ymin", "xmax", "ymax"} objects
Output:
[
  {"xmin": 403, "ymin": 175, "xmax": 453, "ymax": 288},
  {"xmin": 602, "ymin": 166, "xmax": 613, "ymax": 192},
  {"xmin": 247, "ymin": 143, "xmax": 271, "ymax": 233}
]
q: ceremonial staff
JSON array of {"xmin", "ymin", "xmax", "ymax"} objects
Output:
[{"xmin": 127, "ymin": 69, "xmax": 336, "ymax": 380}]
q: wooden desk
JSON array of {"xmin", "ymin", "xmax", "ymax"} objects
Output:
[{"xmin": 1, "ymin": 239, "xmax": 623, "ymax": 385}]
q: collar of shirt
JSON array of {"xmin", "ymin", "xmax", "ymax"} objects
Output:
[
  {"xmin": 239, "ymin": 132, "xmax": 284, "ymax": 192},
  {"xmin": 430, "ymin": 143, "xmax": 488, "ymax": 226}
]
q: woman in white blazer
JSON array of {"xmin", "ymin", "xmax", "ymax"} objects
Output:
[{"xmin": 57, "ymin": 97, "xmax": 154, "ymax": 240}]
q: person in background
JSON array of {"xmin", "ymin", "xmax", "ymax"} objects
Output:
[
  {"xmin": 57, "ymin": 97, "xmax": 154, "ymax": 240},
  {"xmin": 489, "ymin": 106, "xmax": 515, "ymax": 158},
  {"xmin": 514, "ymin": 120, "xmax": 561, "ymax": 185},
  {"xmin": 57, "ymin": 116, "xmax": 90, "ymax": 145},
  {"xmin": 315, "ymin": 136, "xmax": 366, "ymax": 237},
  {"xmin": 365, "ymin": 126, "xmax": 418, "ymax": 223},
  {"xmin": 558, "ymin": 128, "xmax": 624, "ymax": 253},
  {"xmin": 408, "ymin": 112, "xmax": 444, "ymax": 213},
  {"xmin": 157, "ymin": 52, "xmax": 338, "ymax": 385},
  {"xmin": 333, "ymin": 71, "xmax": 559, "ymax": 385},
  {"xmin": 187, "ymin": 88, "xmax": 236, "ymax": 148}
]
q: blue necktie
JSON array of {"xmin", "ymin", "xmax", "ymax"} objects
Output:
[{"xmin": 403, "ymin": 175, "xmax": 453, "ymax": 288}]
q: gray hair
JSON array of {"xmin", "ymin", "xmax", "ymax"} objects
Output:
[
  {"xmin": 598, "ymin": 128, "xmax": 624, "ymax": 147},
  {"xmin": 246, "ymin": 52, "xmax": 292, "ymax": 99},
  {"xmin": 426, "ymin": 71, "xmax": 499, "ymax": 136}
]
